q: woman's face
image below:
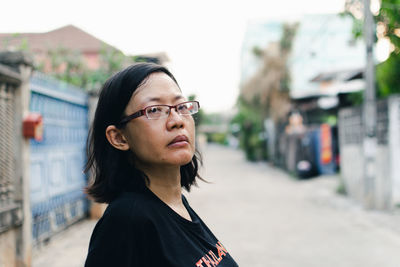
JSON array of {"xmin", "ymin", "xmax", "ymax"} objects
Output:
[{"xmin": 122, "ymin": 72, "xmax": 196, "ymax": 169}]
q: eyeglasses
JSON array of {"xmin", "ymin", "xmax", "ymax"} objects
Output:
[{"xmin": 119, "ymin": 101, "xmax": 200, "ymax": 125}]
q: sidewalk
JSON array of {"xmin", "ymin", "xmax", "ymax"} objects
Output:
[
  {"xmin": 32, "ymin": 144, "xmax": 400, "ymax": 267},
  {"xmin": 32, "ymin": 219, "xmax": 96, "ymax": 267}
]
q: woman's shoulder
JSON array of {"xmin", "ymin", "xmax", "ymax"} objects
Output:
[{"xmin": 102, "ymin": 190, "xmax": 156, "ymax": 224}]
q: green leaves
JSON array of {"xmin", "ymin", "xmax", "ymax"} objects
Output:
[
  {"xmin": 376, "ymin": 51, "xmax": 400, "ymax": 97},
  {"xmin": 344, "ymin": 0, "xmax": 400, "ymax": 99},
  {"xmin": 37, "ymin": 44, "xmax": 136, "ymax": 91}
]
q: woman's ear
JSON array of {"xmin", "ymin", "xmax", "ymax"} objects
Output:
[{"xmin": 105, "ymin": 125, "xmax": 130, "ymax": 151}]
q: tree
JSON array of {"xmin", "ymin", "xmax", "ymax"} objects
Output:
[
  {"xmin": 85, "ymin": 46, "xmax": 134, "ymax": 90},
  {"xmin": 39, "ymin": 45, "xmax": 135, "ymax": 90},
  {"xmin": 188, "ymin": 94, "xmax": 204, "ymax": 127},
  {"xmin": 233, "ymin": 23, "xmax": 298, "ymax": 161},
  {"xmin": 376, "ymin": 51, "xmax": 400, "ymax": 96},
  {"xmin": 44, "ymin": 46, "xmax": 88, "ymax": 88},
  {"xmin": 376, "ymin": 0, "xmax": 400, "ymax": 96},
  {"xmin": 343, "ymin": 0, "xmax": 400, "ymax": 97},
  {"xmin": 231, "ymin": 97, "xmax": 266, "ymax": 161}
]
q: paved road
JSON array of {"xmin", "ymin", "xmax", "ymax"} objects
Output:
[{"xmin": 33, "ymin": 144, "xmax": 400, "ymax": 267}]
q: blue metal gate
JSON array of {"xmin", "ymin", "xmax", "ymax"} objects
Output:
[{"xmin": 29, "ymin": 73, "xmax": 89, "ymax": 245}]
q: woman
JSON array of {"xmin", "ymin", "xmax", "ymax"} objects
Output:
[{"xmin": 84, "ymin": 62, "xmax": 238, "ymax": 267}]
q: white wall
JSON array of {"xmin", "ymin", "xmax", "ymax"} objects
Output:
[
  {"xmin": 389, "ymin": 96, "xmax": 400, "ymax": 206},
  {"xmin": 339, "ymin": 95, "xmax": 400, "ymax": 210},
  {"xmin": 340, "ymin": 145, "xmax": 364, "ymax": 202}
]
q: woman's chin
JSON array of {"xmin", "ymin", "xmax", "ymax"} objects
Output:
[{"xmin": 169, "ymin": 152, "xmax": 194, "ymax": 166}]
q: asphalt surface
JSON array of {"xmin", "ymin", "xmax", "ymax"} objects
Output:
[{"xmin": 33, "ymin": 144, "xmax": 400, "ymax": 267}]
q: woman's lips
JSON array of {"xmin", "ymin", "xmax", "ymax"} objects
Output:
[{"xmin": 168, "ymin": 135, "xmax": 189, "ymax": 148}]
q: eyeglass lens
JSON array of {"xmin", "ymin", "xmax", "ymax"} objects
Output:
[{"xmin": 145, "ymin": 102, "xmax": 198, "ymax": 119}]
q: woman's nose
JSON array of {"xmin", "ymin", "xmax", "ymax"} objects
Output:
[{"xmin": 166, "ymin": 108, "xmax": 184, "ymax": 130}]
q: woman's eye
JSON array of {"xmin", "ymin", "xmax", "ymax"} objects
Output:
[
  {"xmin": 178, "ymin": 104, "xmax": 188, "ymax": 111},
  {"xmin": 148, "ymin": 107, "xmax": 162, "ymax": 114}
]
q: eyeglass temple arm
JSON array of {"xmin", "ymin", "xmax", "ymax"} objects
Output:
[{"xmin": 119, "ymin": 110, "xmax": 144, "ymax": 125}]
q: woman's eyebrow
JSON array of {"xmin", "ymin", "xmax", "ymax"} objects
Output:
[{"xmin": 145, "ymin": 95, "xmax": 185, "ymax": 103}]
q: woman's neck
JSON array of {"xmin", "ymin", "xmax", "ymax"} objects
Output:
[
  {"xmin": 140, "ymin": 165, "xmax": 183, "ymax": 204},
  {"xmin": 139, "ymin": 164, "xmax": 192, "ymax": 221}
]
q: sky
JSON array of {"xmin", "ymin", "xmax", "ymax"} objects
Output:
[{"xmin": 0, "ymin": 0, "xmax": 346, "ymax": 113}]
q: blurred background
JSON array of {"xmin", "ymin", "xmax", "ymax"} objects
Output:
[{"xmin": 0, "ymin": 0, "xmax": 400, "ymax": 266}]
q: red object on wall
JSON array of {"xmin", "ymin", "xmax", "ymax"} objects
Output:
[
  {"xmin": 23, "ymin": 113, "xmax": 43, "ymax": 141},
  {"xmin": 320, "ymin": 124, "xmax": 332, "ymax": 164}
]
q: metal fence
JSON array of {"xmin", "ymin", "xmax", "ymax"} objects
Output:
[
  {"xmin": 338, "ymin": 105, "xmax": 363, "ymax": 146},
  {"xmin": 339, "ymin": 100, "xmax": 389, "ymax": 146},
  {"xmin": 29, "ymin": 72, "xmax": 89, "ymax": 245},
  {"xmin": 376, "ymin": 99, "xmax": 389, "ymax": 145}
]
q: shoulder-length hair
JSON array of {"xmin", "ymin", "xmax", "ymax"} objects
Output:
[{"xmin": 84, "ymin": 62, "xmax": 202, "ymax": 203}]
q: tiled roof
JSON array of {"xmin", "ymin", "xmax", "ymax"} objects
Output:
[{"xmin": 0, "ymin": 25, "xmax": 117, "ymax": 53}]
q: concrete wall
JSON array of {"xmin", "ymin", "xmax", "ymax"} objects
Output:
[
  {"xmin": 340, "ymin": 145, "xmax": 364, "ymax": 202},
  {"xmin": 375, "ymin": 145, "xmax": 391, "ymax": 209},
  {"xmin": 339, "ymin": 95, "xmax": 400, "ymax": 210},
  {"xmin": 0, "ymin": 230, "xmax": 17, "ymax": 267},
  {"xmin": 0, "ymin": 51, "xmax": 34, "ymax": 267},
  {"xmin": 389, "ymin": 96, "xmax": 400, "ymax": 206}
]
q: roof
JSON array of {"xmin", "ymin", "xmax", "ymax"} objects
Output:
[
  {"xmin": 291, "ymin": 79, "xmax": 365, "ymax": 100},
  {"xmin": 310, "ymin": 68, "xmax": 364, "ymax": 82},
  {"xmin": 0, "ymin": 25, "xmax": 118, "ymax": 53},
  {"xmin": 289, "ymin": 67, "xmax": 365, "ymax": 99}
]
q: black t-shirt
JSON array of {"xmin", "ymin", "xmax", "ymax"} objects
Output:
[{"xmin": 85, "ymin": 187, "xmax": 238, "ymax": 267}]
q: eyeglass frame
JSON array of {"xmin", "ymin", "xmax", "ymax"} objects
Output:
[{"xmin": 118, "ymin": 100, "xmax": 200, "ymax": 126}]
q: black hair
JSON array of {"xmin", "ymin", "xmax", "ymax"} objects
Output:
[{"xmin": 84, "ymin": 62, "xmax": 202, "ymax": 203}]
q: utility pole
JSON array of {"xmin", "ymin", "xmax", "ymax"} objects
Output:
[{"xmin": 363, "ymin": 0, "xmax": 377, "ymax": 209}]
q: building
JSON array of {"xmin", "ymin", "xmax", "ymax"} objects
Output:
[
  {"xmin": 288, "ymin": 14, "xmax": 366, "ymax": 100},
  {"xmin": 240, "ymin": 20, "xmax": 282, "ymax": 86},
  {"xmin": 276, "ymin": 14, "xmax": 367, "ymax": 177},
  {"xmin": 0, "ymin": 25, "xmax": 120, "ymax": 71},
  {"xmin": 0, "ymin": 25, "xmax": 170, "ymax": 74}
]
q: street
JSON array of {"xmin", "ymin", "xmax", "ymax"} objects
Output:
[{"xmin": 33, "ymin": 144, "xmax": 400, "ymax": 267}]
